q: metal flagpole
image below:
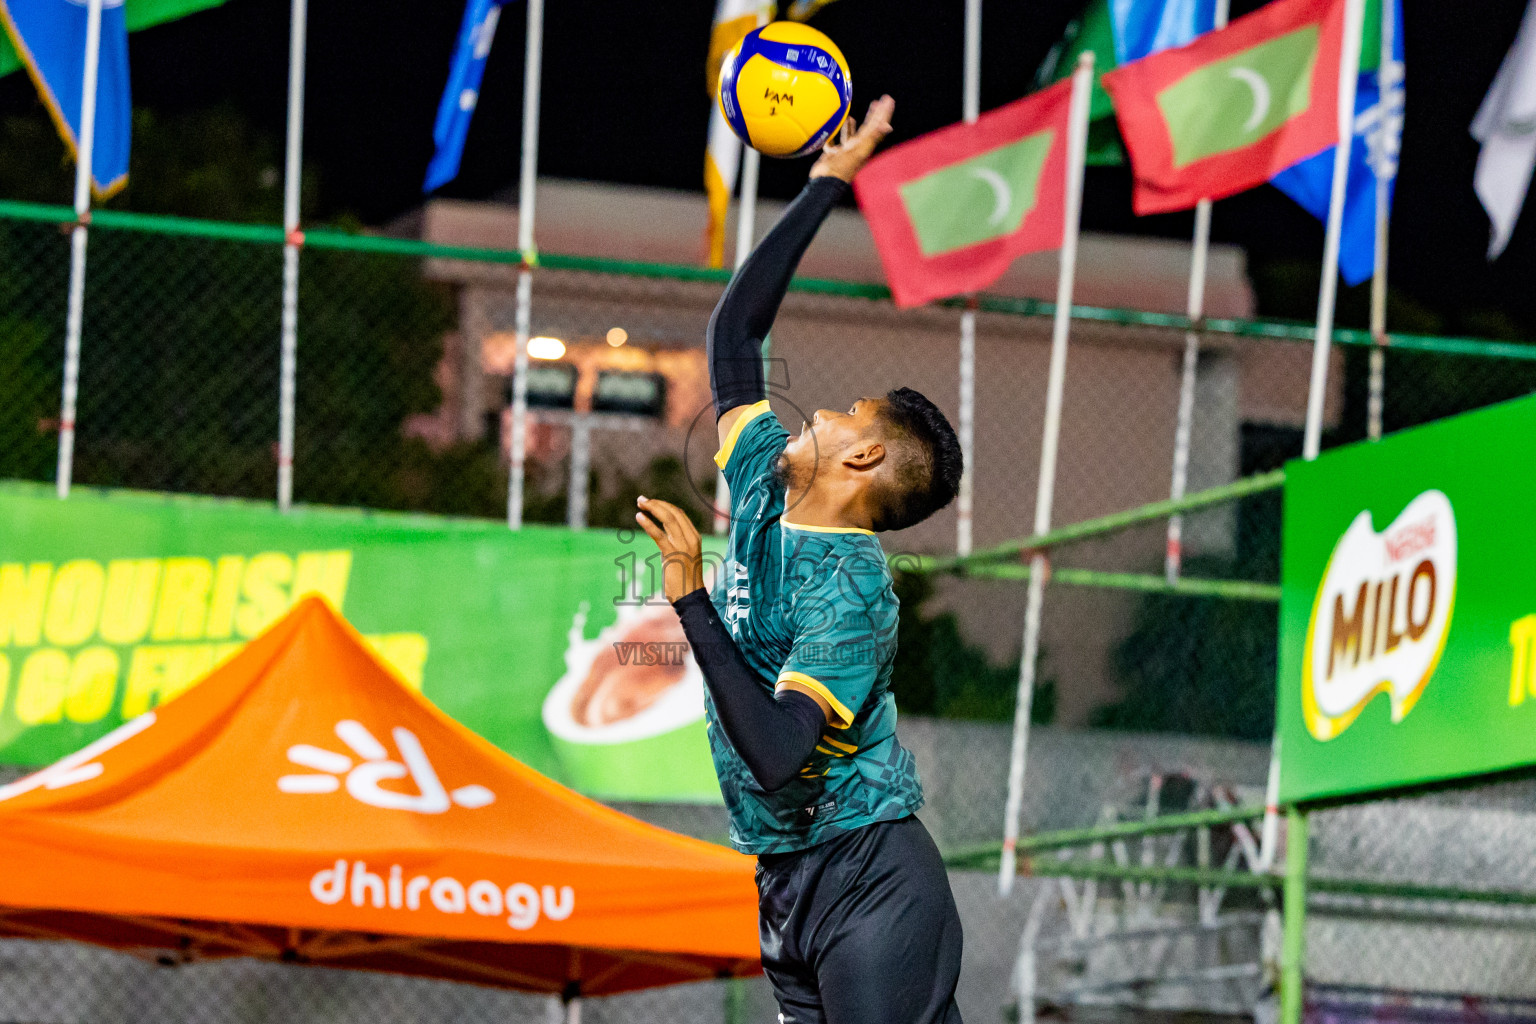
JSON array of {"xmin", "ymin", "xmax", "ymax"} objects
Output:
[
  {"xmin": 999, "ymin": 51, "xmax": 1094, "ymax": 896},
  {"xmin": 1257, "ymin": 736, "xmax": 1282, "ymax": 870},
  {"xmin": 567, "ymin": 414, "xmax": 591, "ymax": 528},
  {"xmin": 1164, "ymin": 0, "xmax": 1231, "ymax": 582},
  {"xmin": 956, "ymin": 0, "xmax": 981, "ymax": 556},
  {"xmin": 508, "ymin": 0, "xmax": 545, "ymax": 528},
  {"xmin": 736, "ymin": 148, "xmax": 761, "ymax": 273},
  {"xmin": 1302, "ymin": 0, "xmax": 1368, "ymax": 461},
  {"xmin": 55, "ymin": 0, "xmax": 107, "ymax": 499},
  {"xmin": 1367, "ymin": 0, "xmax": 1395, "ymax": 442},
  {"xmin": 713, "ymin": 144, "xmax": 762, "ymax": 534},
  {"xmin": 277, "ymin": 0, "xmax": 308, "ymax": 512}
]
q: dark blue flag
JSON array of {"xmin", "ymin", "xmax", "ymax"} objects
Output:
[
  {"xmin": 0, "ymin": 0, "xmax": 132, "ymax": 195},
  {"xmin": 424, "ymin": 0, "xmax": 509, "ymax": 193},
  {"xmin": 1270, "ymin": 0, "xmax": 1405, "ymax": 286},
  {"xmin": 1109, "ymin": 0, "xmax": 1218, "ymax": 64}
]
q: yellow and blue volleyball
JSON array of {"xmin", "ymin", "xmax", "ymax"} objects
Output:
[{"xmin": 717, "ymin": 22, "xmax": 853, "ymax": 159}]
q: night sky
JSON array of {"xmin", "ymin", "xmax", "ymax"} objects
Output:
[{"xmin": 2, "ymin": 0, "xmax": 1534, "ymax": 333}]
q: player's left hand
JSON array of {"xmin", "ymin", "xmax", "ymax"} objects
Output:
[
  {"xmin": 635, "ymin": 496, "xmax": 705, "ymax": 603},
  {"xmin": 810, "ymin": 94, "xmax": 895, "ymax": 183}
]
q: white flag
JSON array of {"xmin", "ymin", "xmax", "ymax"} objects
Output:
[
  {"xmin": 1472, "ymin": 0, "xmax": 1536, "ymax": 258},
  {"xmin": 704, "ymin": 0, "xmax": 772, "ymax": 268}
]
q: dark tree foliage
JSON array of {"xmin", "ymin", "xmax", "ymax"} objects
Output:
[
  {"xmin": 1093, "ymin": 555, "xmax": 1280, "ymax": 741},
  {"xmin": 890, "ymin": 570, "xmax": 1055, "ymax": 724},
  {"xmin": 1093, "ymin": 430, "xmax": 1288, "ymax": 740},
  {"xmin": 0, "ymin": 108, "xmax": 513, "ymax": 516},
  {"xmin": 587, "ymin": 455, "xmax": 714, "ymax": 532}
]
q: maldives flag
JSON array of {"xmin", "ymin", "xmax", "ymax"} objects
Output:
[
  {"xmin": 853, "ymin": 77, "xmax": 1075, "ymax": 308},
  {"xmin": 1101, "ymin": 0, "xmax": 1347, "ymax": 215}
]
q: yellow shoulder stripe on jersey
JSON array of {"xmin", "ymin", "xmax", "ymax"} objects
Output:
[
  {"xmin": 713, "ymin": 400, "xmax": 772, "ymax": 471},
  {"xmin": 780, "ymin": 519, "xmax": 875, "ymax": 536},
  {"xmin": 777, "ymin": 671, "xmax": 856, "ymax": 729},
  {"xmin": 821, "ymin": 736, "xmax": 858, "ymax": 754}
]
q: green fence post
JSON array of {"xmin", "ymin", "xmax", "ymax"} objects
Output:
[
  {"xmin": 1281, "ymin": 805, "xmax": 1308, "ymax": 1024},
  {"xmin": 725, "ymin": 977, "xmax": 746, "ymax": 1024}
]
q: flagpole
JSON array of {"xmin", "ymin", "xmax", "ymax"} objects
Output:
[
  {"xmin": 508, "ymin": 0, "xmax": 545, "ymax": 529},
  {"xmin": 955, "ymin": 0, "xmax": 981, "ymax": 556},
  {"xmin": 277, "ymin": 0, "xmax": 308, "ymax": 513},
  {"xmin": 1367, "ymin": 0, "xmax": 1394, "ymax": 442},
  {"xmin": 55, "ymin": 0, "xmax": 106, "ymax": 499},
  {"xmin": 712, "ymin": 5, "xmax": 770, "ymax": 536},
  {"xmin": 1302, "ymin": 0, "xmax": 1368, "ymax": 461},
  {"xmin": 999, "ymin": 50, "xmax": 1094, "ymax": 897},
  {"xmin": 736, "ymin": 148, "xmax": 761, "ymax": 271},
  {"xmin": 713, "ymin": 144, "xmax": 761, "ymax": 534},
  {"xmin": 1164, "ymin": 0, "xmax": 1231, "ymax": 582}
]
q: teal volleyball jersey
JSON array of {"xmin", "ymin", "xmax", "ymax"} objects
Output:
[{"xmin": 707, "ymin": 401, "xmax": 924, "ymax": 855}]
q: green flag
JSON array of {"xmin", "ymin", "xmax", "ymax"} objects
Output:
[
  {"xmin": 0, "ymin": 0, "xmax": 226, "ymax": 78},
  {"xmin": 1155, "ymin": 24, "xmax": 1320, "ymax": 168},
  {"xmin": 898, "ymin": 130, "xmax": 1056, "ymax": 256},
  {"xmin": 1034, "ymin": 0, "xmax": 1124, "ymax": 166},
  {"xmin": 853, "ymin": 75, "xmax": 1077, "ymax": 307},
  {"xmin": 1100, "ymin": 0, "xmax": 1344, "ymax": 215}
]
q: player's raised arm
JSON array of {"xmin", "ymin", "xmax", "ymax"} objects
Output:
[
  {"xmin": 709, "ymin": 96, "xmax": 896, "ymax": 449},
  {"xmin": 635, "ymin": 496, "xmax": 824, "ymax": 792}
]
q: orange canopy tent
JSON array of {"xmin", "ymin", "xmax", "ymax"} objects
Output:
[{"xmin": 0, "ymin": 597, "xmax": 759, "ymax": 997}]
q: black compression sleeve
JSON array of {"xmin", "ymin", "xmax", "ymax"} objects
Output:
[
  {"xmin": 672, "ymin": 589, "xmax": 825, "ymax": 792},
  {"xmin": 707, "ymin": 176, "xmax": 849, "ymax": 418}
]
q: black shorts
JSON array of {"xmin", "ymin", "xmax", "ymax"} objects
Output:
[{"xmin": 755, "ymin": 815, "xmax": 964, "ymax": 1024}]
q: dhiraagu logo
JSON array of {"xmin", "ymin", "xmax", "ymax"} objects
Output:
[{"xmin": 1302, "ymin": 490, "xmax": 1458, "ymax": 741}]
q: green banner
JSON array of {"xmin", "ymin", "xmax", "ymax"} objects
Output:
[
  {"xmin": 1278, "ymin": 395, "xmax": 1536, "ymax": 804},
  {"xmin": 0, "ymin": 481, "xmax": 721, "ymax": 802}
]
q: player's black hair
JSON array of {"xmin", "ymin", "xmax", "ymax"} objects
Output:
[{"xmin": 869, "ymin": 387, "xmax": 964, "ymax": 533}]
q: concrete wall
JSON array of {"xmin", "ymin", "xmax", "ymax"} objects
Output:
[{"xmin": 401, "ymin": 178, "xmax": 1340, "ymax": 725}]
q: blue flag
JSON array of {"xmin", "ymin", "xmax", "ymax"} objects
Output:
[
  {"xmin": 1270, "ymin": 0, "xmax": 1405, "ymax": 286},
  {"xmin": 0, "ymin": 0, "xmax": 132, "ymax": 195},
  {"xmin": 424, "ymin": 0, "xmax": 509, "ymax": 193},
  {"xmin": 1109, "ymin": 0, "xmax": 1218, "ymax": 64}
]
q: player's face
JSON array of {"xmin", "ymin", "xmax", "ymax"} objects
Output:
[{"xmin": 780, "ymin": 398, "xmax": 883, "ymax": 480}]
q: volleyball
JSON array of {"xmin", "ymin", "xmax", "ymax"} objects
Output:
[{"xmin": 717, "ymin": 22, "xmax": 853, "ymax": 159}]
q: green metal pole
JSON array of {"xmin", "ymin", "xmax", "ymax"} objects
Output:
[
  {"xmin": 1281, "ymin": 805, "xmax": 1309, "ymax": 1024},
  {"xmin": 725, "ymin": 977, "xmax": 746, "ymax": 1024}
]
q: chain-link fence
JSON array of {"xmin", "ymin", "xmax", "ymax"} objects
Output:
[
  {"xmin": 1304, "ymin": 776, "xmax": 1536, "ymax": 1004},
  {"xmin": 9, "ymin": 198, "xmax": 1531, "ymax": 742},
  {"xmin": 3, "ymin": 708, "xmax": 1536, "ymax": 1022},
  {"xmin": 985, "ymin": 771, "xmax": 1536, "ymax": 1024},
  {"xmin": 0, "ymin": 725, "xmax": 1273, "ymax": 1024},
  {"xmin": 0, "ymin": 940, "xmax": 770, "ymax": 1024},
  {"xmin": 4, "ymin": 199, "xmax": 1536, "ymax": 1023},
  {"xmin": 5, "ymin": 203, "xmax": 1533, "ymax": 530}
]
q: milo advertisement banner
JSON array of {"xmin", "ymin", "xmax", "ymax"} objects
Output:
[
  {"xmin": 1278, "ymin": 394, "xmax": 1536, "ymax": 804},
  {"xmin": 0, "ymin": 482, "xmax": 721, "ymax": 802}
]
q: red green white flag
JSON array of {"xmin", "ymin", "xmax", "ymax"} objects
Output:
[
  {"xmin": 853, "ymin": 77, "xmax": 1077, "ymax": 309},
  {"xmin": 1101, "ymin": 0, "xmax": 1347, "ymax": 215}
]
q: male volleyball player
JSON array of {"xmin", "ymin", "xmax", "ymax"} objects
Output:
[{"xmin": 635, "ymin": 96, "xmax": 967, "ymax": 1024}]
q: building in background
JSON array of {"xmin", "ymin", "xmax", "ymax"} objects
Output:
[{"xmin": 395, "ymin": 178, "xmax": 1340, "ymax": 725}]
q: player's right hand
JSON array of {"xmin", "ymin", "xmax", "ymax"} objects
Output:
[
  {"xmin": 810, "ymin": 95, "xmax": 895, "ymax": 184},
  {"xmin": 635, "ymin": 496, "xmax": 706, "ymax": 604}
]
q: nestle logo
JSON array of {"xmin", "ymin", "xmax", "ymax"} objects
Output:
[{"xmin": 1384, "ymin": 515, "xmax": 1436, "ymax": 564}]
